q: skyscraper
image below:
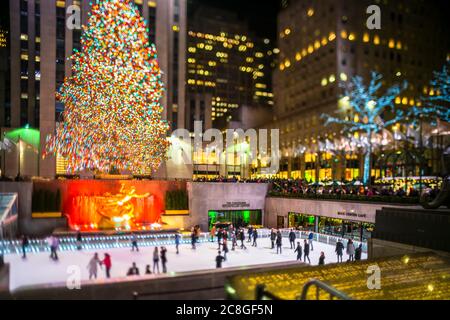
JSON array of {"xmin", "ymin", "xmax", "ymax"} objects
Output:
[{"xmin": 266, "ymin": 0, "xmax": 450, "ymax": 181}]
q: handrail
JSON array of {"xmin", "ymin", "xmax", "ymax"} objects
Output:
[
  {"xmin": 298, "ymin": 279, "xmax": 352, "ymax": 300},
  {"xmin": 255, "ymin": 284, "xmax": 282, "ymax": 300}
]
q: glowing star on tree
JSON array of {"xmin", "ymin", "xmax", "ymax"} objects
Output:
[
  {"xmin": 44, "ymin": 0, "xmax": 170, "ymax": 175},
  {"xmin": 322, "ymin": 71, "xmax": 407, "ymax": 185}
]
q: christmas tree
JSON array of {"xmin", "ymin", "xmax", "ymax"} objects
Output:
[{"xmin": 44, "ymin": 0, "xmax": 170, "ymax": 175}]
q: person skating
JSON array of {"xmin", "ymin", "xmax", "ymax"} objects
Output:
[
  {"xmin": 308, "ymin": 232, "xmax": 314, "ymax": 251},
  {"xmin": 87, "ymin": 253, "xmax": 101, "ymax": 280},
  {"xmin": 222, "ymin": 239, "xmax": 229, "ymax": 261},
  {"xmin": 319, "ymin": 252, "xmax": 325, "ymax": 265},
  {"xmin": 276, "ymin": 232, "xmax": 282, "ymax": 254},
  {"xmin": 303, "ymin": 239, "xmax": 311, "ymax": 264},
  {"xmin": 76, "ymin": 230, "xmax": 82, "ymax": 250},
  {"xmin": 346, "ymin": 239, "xmax": 355, "ymax": 262},
  {"xmin": 210, "ymin": 225, "xmax": 216, "ymax": 242},
  {"xmin": 191, "ymin": 228, "xmax": 196, "ymax": 250},
  {"xmin": 175, "ymin": 232, "xmax": 181, "ymax": 254},
  {"xmin": 160, "ymin": 246, "xmax": 168, "ymax": 273},
  {"xmin": 335, "ymin": 240, "xmax": 344, "ymax": 263},
  {"xmin": 231, "ymin": 229, "xmax": 237, "ymax": 251},
  {"xmin": 355, "ymin": 244, "xmax": 363, "ymax": 261},
  {"xmin": 101, "ymin": 253, "xmax": 112, "ymax": 278},
  {"xmin": 239, "ymin": 229, "xmax": 247, "ymax": 250},
  {"xmin": 247, "ymin": 226, "xmax": 253, "ymax": 243},
  {"xmin": 48, "ymin": 235, "xmax": 59, "ymax": 261},
  {"xmin": 21, "ymin": 235, "xmax": 29, "ymax": 259},
  {"xmin": 289, "ymin": 229, "xmax": 296, "ymax": 249},
  {"xmin": 127, "ymin": 262, "xmax": 140, "ymax": 276},
  {"xmin": 270, "ymin": 229, "xmax": 276, "ymax": 249},
  {"xmin": 294, "ymin": 242, "xmax": 302, "ymax": 261},
  {"xmin": 252, "ymin": 229, "xmax": 258, "ymax": 247},
  {"xmin": 217, "ymin": 228, "xmax": 223, "ymax": 250},
  {"xmin": 215, "ymin": 251, "xmax": 225, "ymax": 268},
  {"xmin": 153, "ymin": 247, "xmax": 160, "ymax": 273},
  {"xmin": 130, "ymin": 233, "xmax": 139, "ymax": 252}
]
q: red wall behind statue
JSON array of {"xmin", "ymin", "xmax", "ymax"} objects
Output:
[{"xmin": 33, "ymin": 180, "xmax": 187, "ymax": 230}]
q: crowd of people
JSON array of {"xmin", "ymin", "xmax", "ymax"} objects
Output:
[{"xmin": 18, "ymin": 226, "xmax": 364, "ymax": 281}]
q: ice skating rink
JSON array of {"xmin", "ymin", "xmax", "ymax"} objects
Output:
[{"xmin": 5, "ymin": 237, "xmax": 367, "ymax": 291}]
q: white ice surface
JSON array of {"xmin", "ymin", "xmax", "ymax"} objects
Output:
[{"xmin": 5, "ymin": 237, "xmax": 366, "ymax": 291}]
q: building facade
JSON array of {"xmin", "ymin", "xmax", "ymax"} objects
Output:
[
  {"xmin": 265, "ymin": 0, "xmax": 450, "ymax": 182},
  {"xmin": 2, "ymin": 0, "xmax": 186, "ymax": 178},
  {"xmin": 186, "ymin": 6, "xmax": 274, "ymax": 131}
]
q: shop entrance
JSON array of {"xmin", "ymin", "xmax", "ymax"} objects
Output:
[
  {"xmin": 208, "ymin": 210, "xmax": 262, "ymax": 230},
  {"xmin": 318, "ymin": 217, "xmax": 374, "ymax": 241},
  {"xmin": 288, "ymin": 212, "xmax": 315, "ymax": 231}
]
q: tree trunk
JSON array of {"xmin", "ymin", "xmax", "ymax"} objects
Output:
[{"xmin": 363, "ymin": 131, "xmax": 373, "ymax": 185}]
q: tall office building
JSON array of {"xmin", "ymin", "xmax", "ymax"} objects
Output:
[
  {"xmin": 186, "ymin": 6, "xmax": 274, "ymax": 131},
  {"xmin": 3, "ymin": 0, "xmax": 186, "ymax": 178},
  {"xmin": 266, "ymin": 0, "xmax": 450, "ymax": 181}
]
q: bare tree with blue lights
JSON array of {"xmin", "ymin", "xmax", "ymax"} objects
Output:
[{"xmin": 322, "ymin": 71, "xmax": 407, "ymax": 185}]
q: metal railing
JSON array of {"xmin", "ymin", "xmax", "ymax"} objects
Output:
[
  {"xmin": 298, "ymin": 279, "xmax": 352, "ymax": 300},
  {"xmin": 255, "ymin": 279, "xmax": 351, "ymax": 301}
]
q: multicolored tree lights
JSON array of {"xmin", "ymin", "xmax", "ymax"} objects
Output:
[{"xmin": 44, "ymin": 0, "xmax": 170, "ymax": 175}]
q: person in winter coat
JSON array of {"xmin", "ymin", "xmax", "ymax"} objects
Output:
[
  {"xmin": 153, "ymin": 247, "xmax": 160, "ymax": 273},
  {"xmin": 252, "ymin": 229, "xmax": 258, "ymax": 247},
  {"xmin": 127, "ymin": 262, "xmax": 140, "ymax": 276},
  {"xmin": 175, "ymin": 232, "xmax": 181, "ymax": 254},
  {"xmin": 231, "ymin": 230, "xmax": 237, "ymax": 251},
  {"xmin": 217, "ymin": 228, "xmax": 223, "ymax": 250},
  {"xmin": 87, "ymin": 253, "xmax": 101, "ymax": 280},
  {"xmin": 216, "ymin": 251, "xmax": 225, "ymax": 268},
  {"xmin": 21, "ymin": 235, "xmax": 29, "ymax": 259},
  {"xmin": 319, "ymin": 252, "xmax": 325, "ymax": 265},
  {"xmin": 222, "ymin": 239, "xmax": 229, "ymax": 261},
  {"xmin": 160, "ymin": 247, "xmax": 168, "ymax": 273},
  {"xmin": 130, "ymin": 233, "xmax": 139, "ymax": 252},
  {"xmin": 303, "ymin": 239, "xmax": 311, "ymax": 263},
  {"xmin": 101, "ymin": 253, "xmax": 112, "ymax": 278},
  {"xmin": 270, "ymin": 229, "xmax": 276, "ymax": 249},
  {"xmin": 210, "ymin": 225, "xmax": 216, "ymax": 242},
  {"xmin": 289, "ymin": 229, "xmax": 296, "ymax": 249},
  {"xmin": 347, "ymin": 239, "xmax": 355, "ymax": 262},
  {"xmin": 76, "ymin": 231, "xmax": 82, "ymax": 250},
  {"xmin": 239, "ymin": 229, "xmax": 247, "ymax": 250},
  {"xmin": 335, "ymin": 240, "xmax": 344, "ymax": 263},
  {"xmin": 308, "ymin": 232, "xmax": 314, "ymax": 251},
  {"xmin": 276, "ymin": 233, "xmax": 282, "ymax": 254},
  {"xmin": 294, "ymin": 242, "xmax": 302, "ymax": 261},
  {"xmin": 191, "ymin": 228, "xmax": 196, "ymax": 250},
  {"xmin": 247, "ymin": 226, "xmax": 253, "ymax": 243},
  {"xmin": 355, "ymin": 244, "xmax": 363, "ymax": 261}
]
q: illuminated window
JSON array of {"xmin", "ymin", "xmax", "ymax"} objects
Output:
[
  {"xmin": 172, "ymin": 25, "xmax": 179, "ymax": 32},
  {"xmin": 284, "ymin": 59, "xmax": 291, "ymax": 68},
  {"xmin": 328, "ymin": 32, "xmax": 336, "ymax": 41},
  {"xmin": 295, "ymin": 52, "xmax": 301, "ymax": 61},
  {"xmin": 329, "ymin": 74, "xmax": 336, "ymax": 83},
  {"xmin": 314, "ymin": 40, "xmax": 320, "ymax": 49},
  {"xmin": 395, "ymin": 97, "xmax": 401, "ymax": 104},
  {"xmin": 363, "ymin": 33, "xmax": 369, "ymax": 43},
  {"xmin": 307, "ymin": 8, "xmax": 314, "ymax": 17},
  {"xmin": 348, "ymin": 33, "xmax": 356, "ymax": 41},
  {"xmin": 307, "ymin": 45, "xmax": 314, "ymax": 53},
  {"xmin": 148, "ymin": 1, "xmax": 156, "ymax": 7},
  {"xmin": 340, "ymin": 30, "xmax": 348, "ymax": 39},
  {"xmin": 284, "ymin": 28, "xmax": 291, "ymax": 36},
  {"xmin": 388, "ymin": 39, "xmax": 395, "ymax": 48},
  {"xmin": 396, "ymin": 41, "xmax": 402, "ymax": 50},
  {"xmin": 402, "ymin": 97, "xmax": 408, "ymax": 105},
  {"xmin": 340, "ymin": 73, "xmax": 348, "ymax": 81},
  {"xmin": 321, "ymin": 78, "xmax": 328, "ymax": 86},
  {"xmin": 374, "ymin": 35, "xmax": 380, "ymax": 45},
  {"xmin": 321, "ymin": 37, "xmax": 328, "ymax": 46}
]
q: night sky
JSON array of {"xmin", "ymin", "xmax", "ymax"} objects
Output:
[{"xmin": 188, "ymin": 0, "xmax": 280, "ymax": 40}]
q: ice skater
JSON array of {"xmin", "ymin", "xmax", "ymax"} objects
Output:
[
  {"xmin": 153, "ymin": 247, "xmax": 160, "ymax": 273},
  {"xmin": 347, "ymin": 239, "xmax": 355, "ymax": 262},
  {"xmin": 289, "ymin": 229, "xmax": 296, "ymax": 249},
  {"xmin": 175, "ymin": 232, "xmax": 181, "ymax": 254},
  {"xmin": 160, "ymin": 246, "xmax": 168, "ymax": 273},
  {"xmin": 276, "ymin": 230, "xmax": 282, "ymax": 254},
  {"xmin": 87, "ymin": 253, "xmax": 101, "ymax": 280},
  {"xmin": 217, "ymin": 228, "xmax": 223, "ymax": 250},
  {"xmin": 231, "ymin": 229, "xmax": 237, "ymax": 251},
  {"xmin": 130, "ymin": 233, "xmax": 139, "ymax": 252},
  {"xmin": 355, "ymin": 244, "xmax": 363, "ymax": 261},
  {"xmin": 76, "ymin": 230, "xmax": 82, "ymax": 250},
  {"xmin": 222, "ymin": 239, "xmax": 229, "ymax": 261},
  {"xmin": 308, "ymin": 232, "xmax": 314, "ymax": 251},
  {"xmin": 252, "ymin": 229, "xmax": 258, "ymax": 247},
  {"xmin": 335, "ymin": 240, "xmax": 344, "ymax": 263},
  {"xmin": 21, "ymin": 235, "xmax": 29, "ymax": 259},
  {"xmin": 270, "ymin": 229, "xmax": 276, "ymax": 249},
  {"xmin": 210, "ymin": 225, "xmax": 216, "ymax": 242},
  {"xmin": 101, "ymin": 253, "xmax": 112, "ymax": 278},
  {"xmin": 303, "ymin": 239, "xmax": 311, "ymax": 264},
  {"xmin": 294, "ymin": 242, "xmax": 302, "ymax": 261},
  {"xmin": 48, "ymin": 235, "xmax": 59, "ymax": 261},
  {"xmin": 191, "ymin": 228, "xmax": 196, "ymax": 250},
  {"xmin": 239, "ymin": 229, "xmax": 247, "ymax": 250}
]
